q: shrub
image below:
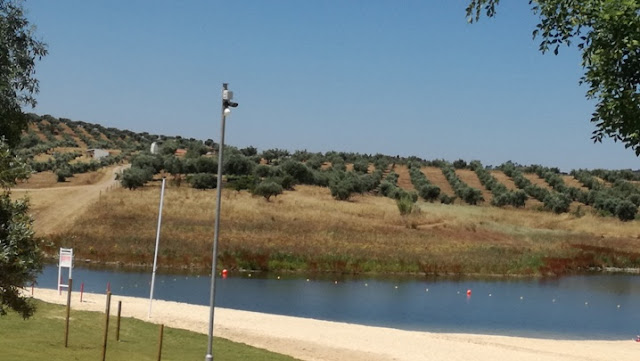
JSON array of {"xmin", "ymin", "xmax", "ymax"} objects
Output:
[
  {"xmin": 224, "ymin": 154, "xmax": 254, "ymax": 176},
  {"xmin": 56, "ymin": 167, "xmax": 73, "ymax": 182},
  {"xmin": 228, "ymin": 175, "xmax": 257, "ymax": 192},
  {"xmin": 396, "ymin": 195, "xmax": 415, "ymax": 216},
  {"xmin": 452, "ymin": 159, "xmax": 467, "ymax": 169},
  {"xmin": 616, "ymin": 200, "xmax": 638, "ymax": 221},
  {"xmin": 254, "ymin": 164, "xmax": 272, "ymax": 178},
  {"xmin": 510, "ymin": 190, "xmax": 528, "ymax": 208},
  {"xmin": 253, "ymin": 180, "xmax": 283, "ymax": 201},
  {"xmin": 543, "ymin": 193, "xmax": 571, "ymax": 214},
  {"xmin": 462, "ymin": 187, "xmax": 484, "ymax": 205},
  {"xmin": 188, "ymin": 173, "xmax": 217, "ymax": 189},
  {"xmin": 280, "ymin": 160, "xmax": 314, "ymax": 184},
  {"xmin": 353, "ymin": 159, "xmax": 369, "ymax": 173},
  {"xmin": 419, "ymin": 184, "xmax": 441, "ymax": 202},
  {"xmin": 121, "ymin": 167, "xmax": 153, "ymax": 190},
  {"xmin": 490, "ymin": 193, "xmax": 510, "ymax": 207},
  {"xmin": 439, "ymin": 194, "xmax": 456, "ymax": 204}
]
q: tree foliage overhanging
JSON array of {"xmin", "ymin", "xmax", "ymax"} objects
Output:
[
  {"xmin": 0, "ymin": 0, "xmax": 46, "ymax": 318},
  {"xmin": 467, "ymin": 0, "xmax": 640, "ymax": 155}
]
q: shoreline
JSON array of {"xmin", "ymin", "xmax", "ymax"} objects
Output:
[{"xmin": 29, "ymin": 288, "xmax": 639, "ymax": 361}]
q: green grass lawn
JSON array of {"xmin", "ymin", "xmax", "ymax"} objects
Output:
[{"xmin": 0, "ymin": 300, "xmax": 299, "ymax": 361}]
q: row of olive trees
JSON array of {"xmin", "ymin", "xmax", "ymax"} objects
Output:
[
  {"xmin": 440, "ymin": 163, "xmax": 484, "ymax": 205},
  {"xmin": 469, "ymin": 161, "xmax": 527, "ymax": 207},
  {"xmin": 405, "ymin": 161, "xmax": 458, "ymax": 205},
  {"xmin": 498, "ymin": 161, "xmax": 571, "ymax": 214},
  {"xmin": 571, "ymin": 170, "xmax": 639, "ymax": 221}
]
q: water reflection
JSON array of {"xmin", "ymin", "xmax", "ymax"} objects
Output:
[{"xmin": 38, "ymin": 265, "xmax": 640, "ymax": 340}]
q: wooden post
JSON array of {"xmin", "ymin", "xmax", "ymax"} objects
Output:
[
  {"xmin": 157, "ymin": 324, "xmax": 164, "ymax": 361},
  {"xmin": 80, "ymin": 282, "xmax": 84, "ymax": 303},
  {"xmin": 116, "ymin": 301, "xmax": 122, "ymax": 341},
  {"xmin": 101, "ymin": 292, "xmax": 112, "ymax": 361},
  {"xmin": 64, "ymin": 278, "xmax": 73, "ymax": 347}
]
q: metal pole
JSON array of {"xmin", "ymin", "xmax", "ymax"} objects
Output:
[
  {"xmin": 149, "ymin": 177, "xmax": 166, "ymax": 318},
  {"xmin": 64, "ymin": 278, "xmax": 73, "ymax": 347},
  {"xmin": 205, "ymin": 83, "xmax": 228, "ymax": 361}
]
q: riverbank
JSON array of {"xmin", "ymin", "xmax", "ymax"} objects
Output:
[{"xmin": 31, "ymin": 288, "xmax": 639, "ymax": 361}]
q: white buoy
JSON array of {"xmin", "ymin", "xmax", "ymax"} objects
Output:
[
  {"xmin": 394, "ymin": 286, "xmax": 398, "ymax": 289},
  {"xmin": 520, "ymin": 296, "xmax": 524, "ymax": 300},
  {"xmin": 489, "ymin": 293, "xmax": 492, "ymax": 297},
  {"xmin": 425, "ymin": 288, "xmax": 428, "ymax": 292},
  {"xmin": 365, "ymin": 283, "xmax": 368, "ymax": 287}
]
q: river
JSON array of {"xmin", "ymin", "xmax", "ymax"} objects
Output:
[{"xmin": 37, "ymin": 264, "xmax": 640, "ymax": 340}]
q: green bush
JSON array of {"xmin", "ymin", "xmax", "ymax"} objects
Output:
[
  {"xmin": 280, "ymin": 160, "xmax": 314, "ymax": 184},
  {"xmin": 55, "ymin": 167, "xmax": 73, "ymax": 182},
  {"xmin": 419, "ymin": 184, "xmax": 441, "ymax": 202},
  {"xmin": 462, "ymin": 187, "xmax": 484, "ymax": 205},
  {"xmin": 254, "ymin": 164, "xmax": 272, "ymax": 178},
  {"xmin": 121, "ymin": 167, "xmax": 153, "ymax": 190},
  {"xmin": 439, "ymin": 194, "xmax": 456, "ymax": 204},
  {"xmin": 396, "ymin": 195, "xmax": 416, "ymax": 215},
  {"xmin": 224, "ymin": 154, "xmax": 254, "ymax": 176},
  {"xmin": 352, "ymin": 159, "xmax": 369, "ymax": 173},
  {"xmin": 616, "ymin": 200, "xmax": 638, "ymax": 221},
  {"xmin": 188, "ymin": 173, "xmax": 217, "ymax": 189},
  {"xmin": 253, "ymin": 180, "xmax": 283, "ymax": 201},
  {"xmin": 543, "ymin": 193, "xmax": 571, "ymax": 214}
]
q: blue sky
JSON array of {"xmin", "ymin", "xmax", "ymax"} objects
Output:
[{"xmin": 25, "ymin": 0, "xmax": 639, "ymax": 171}]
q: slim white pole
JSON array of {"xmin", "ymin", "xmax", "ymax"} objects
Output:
[{"xmin": 148, "ymin": 177, "xmax": 166, "ymax": 318}]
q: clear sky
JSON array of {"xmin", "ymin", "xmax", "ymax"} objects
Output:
[{"xmin": 25, "ymin": 0, "xmax": 639, "ymax": 171}]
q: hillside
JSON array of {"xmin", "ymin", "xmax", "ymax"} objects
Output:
[{"xmin": 14, "ymin": 114, "xmax": 640, "ymax": 276}]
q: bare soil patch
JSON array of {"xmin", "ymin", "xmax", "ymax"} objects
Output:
[
  {"xmin": 392, "ymin": 164, "xmax": 414, "ymax": 190},
  {"xmin": 421, "ymin": 166, "xmax": 455, "ymax": 196},
  {"xmin": 523, "ymin": 173, "xmax": 553, "ymax": 190},
  {"xmin": 491, "ymin": 170, "xmax": 518, "ymax": 191},
  {"xmin": 562, "ymin": 175, "xmax": 589, "ymax": 191}
]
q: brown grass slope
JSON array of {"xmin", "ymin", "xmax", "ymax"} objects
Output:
[{"xmin": 43, "ymin": 182, "xmax": 640, "ymax": 276}]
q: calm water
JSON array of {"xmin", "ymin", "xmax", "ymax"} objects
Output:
[{"xmin": 38, "ymin": 265, "xmax": 640, "ymax": 340}]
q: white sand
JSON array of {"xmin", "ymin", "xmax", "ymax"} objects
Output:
[{"xmin": 30, "ymin": 288, "xmax": 638, "ymax": 361}]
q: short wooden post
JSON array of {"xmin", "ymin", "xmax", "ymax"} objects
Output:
[
  {"xmin": 116, "ymin": 301, "xmax": 122, "ymax": 341},
  {"xmin": 157, "ymin": 324, "xmax": 164, "ymax": 361},
  {"xmin": 64, "ymin": 278, "xmax": 73, "ymax": 347},
  {"xmin": 101, "ymin": 292, "xmax": 112, "ymax": 361},
  {"xmin": 80, "ymin": 282, "xmax": 84, "ymax": 303}
]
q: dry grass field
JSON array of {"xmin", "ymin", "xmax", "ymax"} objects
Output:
[{"xmin": 43, "ymin": 181, "xmax": 640, "ymax": 276}]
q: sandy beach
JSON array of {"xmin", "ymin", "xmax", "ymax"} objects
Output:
[{"xmin": 31, "ymin": 288, "xmax": 637, "ymax": 361}]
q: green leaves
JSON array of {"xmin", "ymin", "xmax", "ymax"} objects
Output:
[{"xmin": 469, "ymin": 0, "xmax": 640, "ymax": 155}]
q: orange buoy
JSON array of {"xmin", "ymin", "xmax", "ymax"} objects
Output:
[{"xmin": 466, "ymin": 289, "xmax": 472, "ymax": 296}]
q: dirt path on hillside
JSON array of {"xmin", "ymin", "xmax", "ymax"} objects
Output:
[
  {"xmin": 31, "ymin": 288, "xmax": 640, "ymax": 361},
  {"xmin": 12, "ymin": 164, "xmax": 129, "ymax": 236}
]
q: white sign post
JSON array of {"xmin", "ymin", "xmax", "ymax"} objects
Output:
[
  {"xmin": 58, "ymin": 248, "xmax": 73, "ymax": 294},
  {"xmin": 148, "ymin": 177, "xmax": 166, "ymax": 318}
]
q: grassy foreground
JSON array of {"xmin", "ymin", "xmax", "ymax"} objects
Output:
[
  {"xmin": 45, "ymin": 182, "xmax": 640, "ymax": 276},
  {"xmin": 0, "ymin": 300, "xmax": 298, "ymax": 361}
]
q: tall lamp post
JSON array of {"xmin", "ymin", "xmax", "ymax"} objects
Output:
[{"xmin": 205, "ymin": 83, "xmax": 238, "ymax": 361}]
